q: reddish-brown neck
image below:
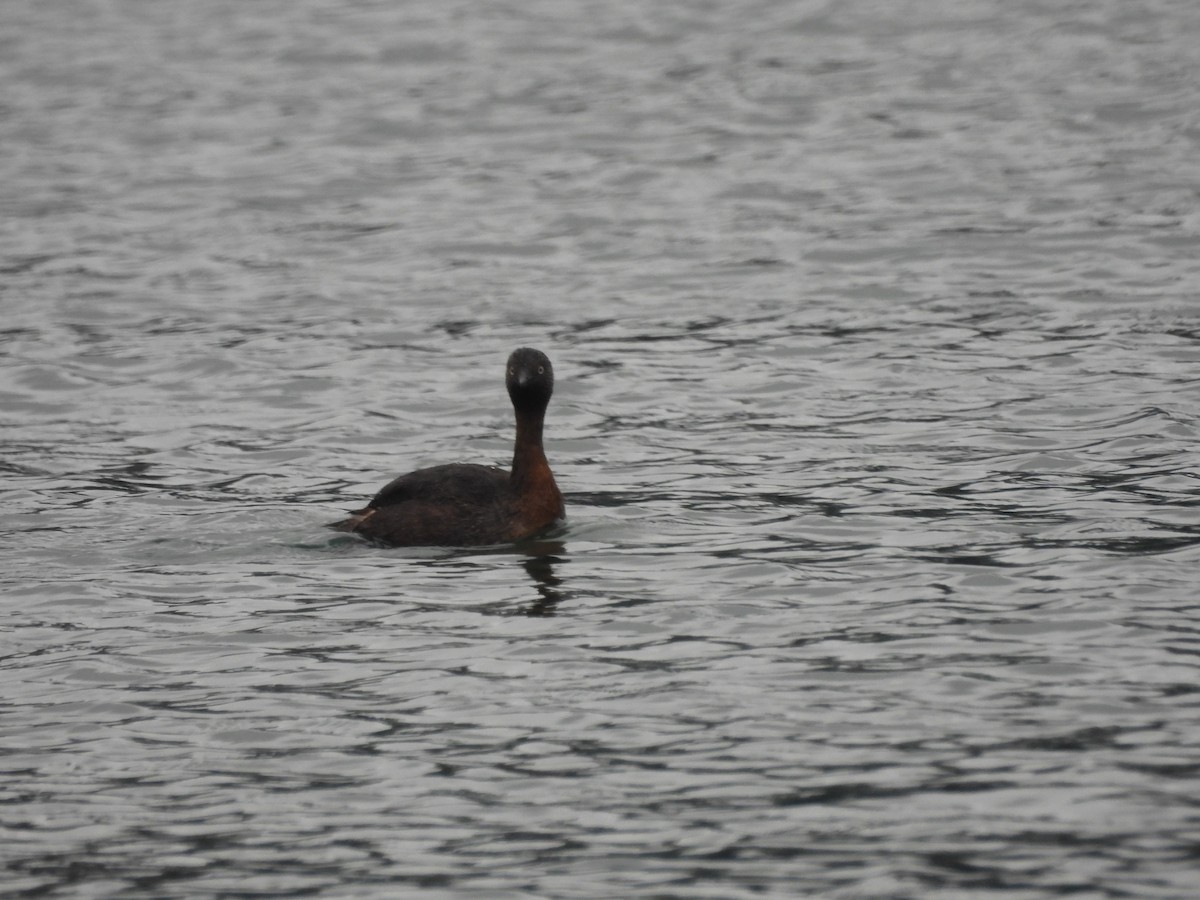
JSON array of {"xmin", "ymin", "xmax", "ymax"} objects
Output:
[
  {"xmin": 510, "ymin": 407, "xmax": 562, "ymax": 519},
  {"xmin": 511, "ymin": 408, "xmax": 548, "ymax": 490}
]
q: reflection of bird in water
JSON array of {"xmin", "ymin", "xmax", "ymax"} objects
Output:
[{"xmin": 520, "ymin": 540, "xmax": 567, "ymax": 616}]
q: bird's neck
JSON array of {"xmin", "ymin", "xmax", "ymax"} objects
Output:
[{"xmin": 511, "ymin": 409, "xmax": 553, "ymax": 493}]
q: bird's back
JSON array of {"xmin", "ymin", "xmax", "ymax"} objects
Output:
[{"xmin": 333, "ymin": 463, "xmax": 517, "ymax": 546}]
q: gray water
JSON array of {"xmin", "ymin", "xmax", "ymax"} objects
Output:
[{"xmin": 3, "ymin": 1, "xmax": 1199, "ymax": 897}]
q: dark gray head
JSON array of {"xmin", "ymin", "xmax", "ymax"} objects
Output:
[{"xmin": 506, "ymin": 347, "xmax": 554, "ymax": 412}]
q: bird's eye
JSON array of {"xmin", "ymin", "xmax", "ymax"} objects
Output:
[
  {"xmin": 537, "ymin": 366, "xmax": 544, "ymax": 374},
  {"xmin": 508, "ymin": 368, "xmax": 514, "ymax": 376}
]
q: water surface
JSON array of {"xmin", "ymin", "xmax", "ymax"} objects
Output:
[{"xmin": 2, "ymin": 1, "xmax": 1199, "ymax": 897}]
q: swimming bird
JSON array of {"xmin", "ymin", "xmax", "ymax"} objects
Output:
[{"xmin": 330, "ymin": 348, "xmax": 564, "ymax": 546}]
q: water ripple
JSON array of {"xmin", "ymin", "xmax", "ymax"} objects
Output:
[{"xmin": 3, "ymin": 0, "xmax": 1200, "ymax": 897}]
